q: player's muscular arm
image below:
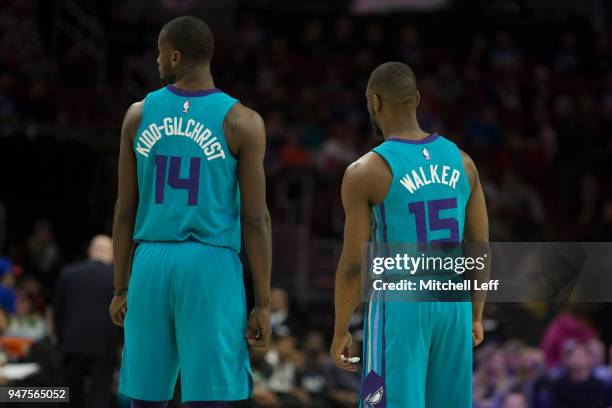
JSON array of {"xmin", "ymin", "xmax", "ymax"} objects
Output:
[
  {"xmin": 225, "ymin": 104, "xmax": 272, "ymax": 350},
  {"xmin": 109, "ymin": 101, "xmax": 142, "ymax": 327},
  {"xmin": 331, "ymin": 156, "xmax": 383, "ymax": 371},
  {"xmin": 461, "ymin": 150, "xmax": 489, "ymax": 346}
]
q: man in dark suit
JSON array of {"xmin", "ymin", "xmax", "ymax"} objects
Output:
[{"xmin": 54, "ymin": 235, "xmax": 118, "ymax": 408}]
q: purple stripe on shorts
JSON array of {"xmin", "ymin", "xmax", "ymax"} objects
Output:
[
  {"xmin": 361, "ymin": 302, "xmax": 369, "ymax": 386},
  {"xmin": 373, "ymin": 294, "xmax": 380, "ymax": 373},
  {"xmin": 382, "ymin": 298, "xmax": 386, "ymax": 377},
  {"xmin": 378, "ymin": 204, "xmax": 388, "ymax": 378}
]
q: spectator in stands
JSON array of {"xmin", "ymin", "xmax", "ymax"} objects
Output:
[
  {"xmin": 515, "ymin": 347, "xmax": 553, "ymax": 408},
  {"xmin": 0, "ymin": 308, "xmax": 8, "ymax": 387},
  {"xmin": 6, "ymin": 291, "xmax": 46, "ymax": 341},
  {"xmin": 251, "ymin": 386, "xmax": 281, "ymax": 408},
  {"xmin": 498, "ymin": 171, "xmax": 544, "ymax": 236},
  {"xmin": 474, "ymin": 345, "xmax": 516, "ymax": 407},
  {"xmin": 298, "ymin": 331, "xmax": 330, "ymax": 407},
  {"xmin": 0, "ymin": 201, "xmax": 5, "ymax": 253},
  {"xmin": 18, "ymin": 275, "xmax": 45, "ymax": 314},
  {"xmin": 553, "ymin": 31, "xmax": 581, "ymax": 73},
  {"xmin": 22, "ymin": 307, "xmax": 62, "ymax": 388},
  {"xmin": 0, "ymin": 307, "xmax": 9, "ymax": 365},
  {"xmin": 279, "ymin": 132, "xmax": 311, "ymax": 170},
  {"xmin": 394, "ymin": 25, "xmax": 423, "ymax": 71},
  {"xmin": 489, "ymin": 31, "xmax": 523, "ymax": 72},
  {"xmin": 551, "ymin": 340, "xmax": 607, "ymax": 408},
  {"xmin": 502, "ymin": 389, "xmax": 528, "ymax": 408},
  {"xmin": 428, "ymin": 60, "xmax": 463, "ymax": 107},
  {"xmin": 54, "ymin": 235, "xmax": 117, "ymax": 408},
  {"xmin": 270, "ymin": 288, "xmax": 298, "ymax": 337},
  {"xmin": 541, "ymin": 306, "xmax": 597, "ymax": 369},
  {"xmin": 463, "ymin": 105, "xmax": 503, "ymax": 148},
  {"xmin": 317, "ymin": 122, "xmax": 359, "ymax": 176},
  {"xmin": 251, "ymin": 351, "xmax": 280, "ymax": 407},
  {"xmin": 266, "ymin": 109, "xmax": 289, "ymax": 157},
  {"xmin": 0, "ymin": 72, "xmax": 19, "ymax": 126},
  {"xmin": 266, "ymin": 335, "xmax": 310, "ymax": 407},
  {"xmin": 0, "ymin": 257, "xmax": 16, "ymax": 314},
  {"xmin": 25, "ymin": 220, "xmax": 60, "ymax": 284},
  {"xmin": 588, "ymin": 338, "xmax": 612, "ymax": 385}
]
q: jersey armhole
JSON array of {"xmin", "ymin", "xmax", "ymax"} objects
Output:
[
  {"xmin": 371, "ymin": 149, "xmax": 394, "ymax": 178},
  {"xmin": 132, "ymin": 93, "xmax": 154, "ymax": 149},
  {"xmin": 370, "ymin": 148, "xmax": 394, "ymax": 206},
  {"xmin": 456, "ymin": 149, "xmax": 473, "ymax": 197},
  {"xmin": 219, "ymin": 98, "xmax": 240, "ymax": 161},
  {"xmin": 442, "ymin": 137, "xmax": 472, "ymax": 197}
]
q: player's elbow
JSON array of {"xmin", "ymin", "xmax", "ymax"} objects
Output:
[
  {"xmin": 242, "ymin": 211, "xmax": 271, "ymax": 231},
  {"xmin": 340, "ymin": 261, "xmax": 362, "ymax": 281}
]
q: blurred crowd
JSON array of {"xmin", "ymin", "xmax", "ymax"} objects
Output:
[
  {"xmin": 2, "ymin": 0, "xmax": 612, "ymax": 243},
  {"xmin": 1, "ymin": 0, "xmax": 612, "ymax": 407},
  {"xmin": 473, "ymin": 308, "xmax": 612, "ymax": 408},
  {"xmin": 4, "ymin": 263, "xmax": 612, "ymax": 408}
]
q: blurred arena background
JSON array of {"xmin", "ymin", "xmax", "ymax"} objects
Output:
[{"xmin": 1, "ymin": 0, "xmax": 612, "ymax": 406}]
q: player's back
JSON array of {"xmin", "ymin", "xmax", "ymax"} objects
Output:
[
  {"xmin": 132, "ymin": 85, "xmax": 240, "ymax": 251},
  {"xmin": 362, "ymin": 133, "xmax": 474, "ymax": 408},
  {"xmin": 370, "ymin": 133, "xmax": 470, "ymax": 246}
]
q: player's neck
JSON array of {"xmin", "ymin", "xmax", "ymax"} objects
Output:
[
  {"xmin": 173, "ymin": 68, "xmax": 215, "ymax": 92},
  {"xmin": 380, "ymin": 109, "xmax": 428, "ymax": 141},
  {"xmin": 383, "ymin": 123, "xmax": 428, "ymax": 141}
]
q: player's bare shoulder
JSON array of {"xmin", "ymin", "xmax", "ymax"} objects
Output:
[
  {"xmin": 224, "ymin": 103, "xmax": 265, "ymax": 157},
  {"xmin": 459, "ymin": 149, "xmax": 478, "ymax": 190},
  {"xmin": 125, "ymin": 101, "xmax": 144, "ymax": 125},
  {"xmin": 343, "ymin": 151, "xmax": 392, "ymax": 205},
  {"xmin": 122, "ymin": 100, "xmax": 144, "ymax": 143}
]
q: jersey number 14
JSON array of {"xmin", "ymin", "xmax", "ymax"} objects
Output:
[{"xmin": 154, "ymin": 154, "xmax": 200, "ymax": 206}]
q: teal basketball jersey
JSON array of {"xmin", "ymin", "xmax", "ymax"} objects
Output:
[
  {"xmin": 370, "ymin": 133, "xmax": 470, "ymax": 245},
  {"xmin": 132, "ymin": 85, "xmax": 240, "ymax": 252},
  {"xmin": 361, "ymin": 134, "xmax": 474, "ymax": 408}
]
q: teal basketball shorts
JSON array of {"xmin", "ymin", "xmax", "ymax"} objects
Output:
[
  {"xmin": 119, "ymin": 241, "xmax": 252, "ymax": 403},
  {"xmin": 361, "ymin": 297, "xmax": 472, "ymax": 408}
]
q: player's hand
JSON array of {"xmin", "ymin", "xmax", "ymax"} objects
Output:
[
  {"xmin": 330, "ymin": 331, "xmax": 358, "ymax": 372},
  {"xmin": 246, "ymin": 306, "xmax": 271, "ymax": 351},
  {"xmin": 472, "ymin": 320, "xmax": 484, "ymax": 347},
  {"xmin": 109, "ymin": 294, "xmax": 127, "ymax": 327}
]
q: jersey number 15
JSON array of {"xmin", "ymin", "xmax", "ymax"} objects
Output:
[{"xmin": 408, "ymin": 197, "xmax": 459, "ymax": 245}]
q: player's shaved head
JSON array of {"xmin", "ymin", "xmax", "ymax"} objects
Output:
[
  {"xmin": 366, "ymin": 62, "xmax": 422, "ymax": 140},
  {"xmin": 367, "ymin": 61, "xmax": 418, "ymax": 104},
  {"xmin": 161, "ymin": 16, "xmax": 214, "ymax": 64},
  {"xmin": 157, "ymin": 16, "xmax": 214, "ymax": 84}
]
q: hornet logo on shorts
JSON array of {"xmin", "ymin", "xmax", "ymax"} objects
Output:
[
  {"xmin": 182, "ymin": 100, "xmax": 190, "ymax": 113},
  {"xmin": 364, "ymin": 386, "xmax": 384, "ymax": 408},
  {"xmin": 422, "ymin": 147, "xmax": 430, "ymax": 161}
]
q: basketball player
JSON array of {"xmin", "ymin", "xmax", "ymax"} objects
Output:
[
  {"xmin": 109, "ymin": 16, "xmax": 271, "ymax": 407},
  {"xmin": 330, "ymin": 62, "xmax": 489, "ymax": 407}
]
